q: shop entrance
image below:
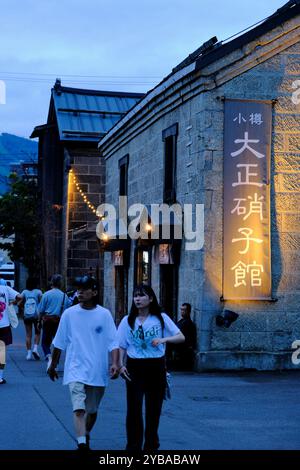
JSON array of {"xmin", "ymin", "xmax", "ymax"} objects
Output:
[
  {"xmin": 115, "ymin": 266, "xmax": 128, "ymax": 325},
  {"xmin": 160, "ymin": 264, "xmax": 178, "ymax": 320}
]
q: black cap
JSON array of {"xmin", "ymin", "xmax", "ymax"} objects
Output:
[{"xmin": 74, "ymin": 276, "xmax": 97, "ymax": 290}]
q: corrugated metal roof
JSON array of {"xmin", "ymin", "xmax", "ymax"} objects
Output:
[{"xmin": 51, "ymin": 81, "xmax": 144, "ymax": 142}]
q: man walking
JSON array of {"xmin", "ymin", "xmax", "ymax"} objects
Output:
[{"xmin": 47, "ymin": 276, "xmax": 119, "ymax": 451}]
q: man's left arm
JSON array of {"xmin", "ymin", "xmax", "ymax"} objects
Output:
[{"xmin": 47, "ymin": 347, "xmax": 61, "ymax": 381}]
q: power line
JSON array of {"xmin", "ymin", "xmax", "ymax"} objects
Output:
[
  {"xmin": 0, "ymin": 77, "xmax": 156, "ymax": 87},
  {"xmin": 222, "ymin": 14, "xmax": 272, "ymax": 43},
  {"xmin": 0, "ymin": 71, "xmax": 161, "ymax": 87},
  {"xmin": 0, "ymin": 71, "xmax": 162, "ymax": 79}
]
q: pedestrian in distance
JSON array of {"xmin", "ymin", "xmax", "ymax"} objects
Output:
[
  {"xmin": 18, "ymin": 277, "xmax": 43, "ymax": 360},
  {"xmin": 171, "ymin": 303, "xmax": 197, "ymax": 371},
  {"xmin": 47, "ymin": 276, "xmax": 119, "ymax": 451},
  {"xmin": 67, "ymin": 288, "xmax": 79, "ymax": 306},
  {"xmin": 0, "ymin": 283, "xmax": 22, "ymax": 384},
  {"xmin": 117, "ymin": 284, "xmax": 185, "ymax": 452},
  {"xmin": 38, "ymin": 274, "xmax": 71, "ymax": 370}
]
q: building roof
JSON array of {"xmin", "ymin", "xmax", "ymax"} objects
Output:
[
  {"xmin": 99, "ymin": 0, "xmax": 300, "ymax": 150},
  {"xmin": 31, "ymin": 80, "xmax": 144, "ymax": 142},
  {"xmin": 194, "ymin": 0, "xmax": 300, "ymax": 73}
]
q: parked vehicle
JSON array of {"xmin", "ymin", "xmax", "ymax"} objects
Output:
[{"xmin": 0, "ymin": 262, "xmax": 15, "ymax": 287}]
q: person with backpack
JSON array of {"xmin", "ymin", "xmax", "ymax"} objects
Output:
[
  {"xmin": 0, "ymin": 276, "xmax": 7, "ymax": 286},
  {"xmin": 38, "ymin": 274, "xmax": 71, "ymax": 370},
  {"xmin": 19, "ymin": 278, "xmax": 43, "ymax": 360}
]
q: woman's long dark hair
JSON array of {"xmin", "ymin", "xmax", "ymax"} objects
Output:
[{"xmin": 128, "ymin": 284, "xmax": 164, "ymax": 330}]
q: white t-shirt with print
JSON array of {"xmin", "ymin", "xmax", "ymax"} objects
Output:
[
  {"xmin": 52, "ymin": 304, "xmax": 118, "ymax": 386},
  {"xmin": 117, "ymin": 313, "xmax": 180, "ymax": 359},
  {"xmin": 0, "ymin": 286, "xmax": 20, "ymax": 328}
]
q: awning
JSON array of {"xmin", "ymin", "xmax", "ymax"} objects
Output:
[
  {"xmin": 96, "ymin": 218, "xmax": 131, "ymax": 252},
  {"xmin": 131, "ymin": 204, "xmax": 183, "ymax": 245}
]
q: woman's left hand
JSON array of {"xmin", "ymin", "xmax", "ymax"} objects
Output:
[
  {"xmin": 151, "ymin": 338, "xmax": 165, "ymax": 347},
  {"xmin": 110, "ymin": 364, "xmax": 119, "ymax": 379}
]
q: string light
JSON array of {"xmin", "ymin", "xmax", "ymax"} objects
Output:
[{"xmin": 69, "ymin": 168, "xmax": 104, "ymax": 218}]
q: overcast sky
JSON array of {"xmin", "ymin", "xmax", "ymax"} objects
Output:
[{"xmin": 0, "ymin": 0, "xmax": 285, "ymax": 138}]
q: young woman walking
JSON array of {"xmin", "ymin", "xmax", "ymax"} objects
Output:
[
  {"xmin": 117, "ymin": 284, "xmax": 185, "ymax": 452},
  {"xmin": 19, "ymin": 277, "xmax": 42, "ymax": 360}
]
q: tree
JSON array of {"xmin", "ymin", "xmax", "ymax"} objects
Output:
[{"xmin": 0, "ymin": 173, "xmax": 41, "ymax": 277}]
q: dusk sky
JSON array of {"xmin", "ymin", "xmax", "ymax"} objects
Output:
[{"xmin": 0, "ymin": 0, "xmax": 285, "ymax": 138}]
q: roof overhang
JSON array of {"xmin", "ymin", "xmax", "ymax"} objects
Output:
[
  {"xmin": 30, "ymin": 123, "xmax": 55, "ymax": 139},
  {"xmin": 97, "ymin": 218, "xmax": 131, "ymax": 252},
  {"xmin": 99, "ymin": 1, "xmax": 300, "ymax": 152}
]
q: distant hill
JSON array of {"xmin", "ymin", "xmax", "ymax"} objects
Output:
[{"xmin": 0, "ymin": 133, "xmax": 37, "ymax": 194}]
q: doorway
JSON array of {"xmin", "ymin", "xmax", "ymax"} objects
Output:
[
  {"xmin": 160, "ymin": 264, "xmax": 178, "ymax": 320},
  {"xmin": 115, "ymin": 266, "xmax": 128, "ymax": 325}
]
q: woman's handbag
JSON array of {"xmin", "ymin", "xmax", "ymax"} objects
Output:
[{"xmin": 8, "ymin": 303, "xmax": 19, "ymax": 328}]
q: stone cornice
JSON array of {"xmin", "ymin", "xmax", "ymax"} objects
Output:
[{"xmin": 100, "ymin": 16, "xmax": 300, "ymax": 159}]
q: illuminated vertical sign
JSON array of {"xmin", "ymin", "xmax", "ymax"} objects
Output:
[{"xmin": 223, "ymin": 99, "xmax": 272, "ymax": 300}]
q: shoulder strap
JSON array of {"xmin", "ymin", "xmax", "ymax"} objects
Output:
[{"xmin": 60, "ymin": 293, "xmax": 66, "ymax": 315}]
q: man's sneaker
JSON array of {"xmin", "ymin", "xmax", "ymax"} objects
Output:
[
  {"xmin": 77, "ymin": 442, "xmax": 90, "ymax": 452},
  {"xmin": 32, "ymin": 351, "xmax": 40, "ymax": 361},
  {"xmin": 26, "ymin": 351, "xmax": 32, "ymax": 360},
  {"xmin": 0, "ymin": 379, "xmax": 6, "ymax": 385}
]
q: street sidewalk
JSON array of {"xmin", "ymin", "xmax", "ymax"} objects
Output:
[{"xmin": 1, "ymin": 324, "xmax": 300, "ymax": 450}]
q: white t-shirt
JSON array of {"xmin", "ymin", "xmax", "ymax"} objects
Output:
[
  {"xmin": 117, "ymin": 313, "xmax": 180, "ymax": 359},
  {"xmin": 52, "ymin": 304, "xmax": 118, "ymax": 386},
  {"xmin": 0, "ymin": 285, "xmax": 20, "ymax": 328}
]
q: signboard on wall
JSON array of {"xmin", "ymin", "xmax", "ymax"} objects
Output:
[
  {"xmin": 113, "ymin": 250, "xmax": 124, "ymax": 266},
  {"xmin": 154, "ymin": 244, "xmax": 174, "ymax": 264},
  {"xmin": 223, "ymin": 99, "xmax": 272, "ymax": 300}
]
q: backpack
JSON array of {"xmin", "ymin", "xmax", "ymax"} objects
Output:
[{"xmin": 24, "ymin": 296, "xmax": 38, "ymax": 318}]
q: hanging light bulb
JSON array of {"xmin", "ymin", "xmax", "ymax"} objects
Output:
[{"xmin": 69, "ymin": 168, "xmax": 103, "ymax": 218}]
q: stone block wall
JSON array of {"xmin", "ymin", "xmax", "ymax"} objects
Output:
[
  {"xmin": 103, "ymin": 25, "xmax": 300, "ymax": 369},
  {"xmin": 199, "ymin": 42, "xmax": 300, "ymax": 370},
  {"xmin": 66, "ymin": 147, "xmax": 105, "ymax": 292}
]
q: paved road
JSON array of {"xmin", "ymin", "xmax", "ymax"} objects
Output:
[{"xmin": 1, "ymin": 323, "xmax": 300, "ymax": 451}]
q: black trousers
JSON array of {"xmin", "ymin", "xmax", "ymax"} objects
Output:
[
  {"xmin": 125, "ymin": 356, "xmax": 166, "ymax": 452},
  {"xmin": 41, "ymin": 317, "xmax": 60, "ymax": 357}
]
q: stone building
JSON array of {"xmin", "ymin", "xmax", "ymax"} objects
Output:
[
  {"xmin": 99, "ymin": 1, "xmax": 300, "ymax": 370},
  {"xmin": 31, "ymin": 80, "xmax": 143, "ymax": 293}
]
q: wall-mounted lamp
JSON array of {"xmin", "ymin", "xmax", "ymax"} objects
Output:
[{"xmin": 216, "ymin": 309, "xmax": 239, "ymax": 328}]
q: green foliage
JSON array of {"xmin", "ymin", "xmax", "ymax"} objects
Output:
[{"xmin": 0, "ymin": 174, "xmax": 41, "ymax": 275}]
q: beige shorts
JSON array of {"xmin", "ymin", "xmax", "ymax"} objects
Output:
[{"xmin": 69, "ymin": 382, "xmax": 105, "ymax": 414}]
